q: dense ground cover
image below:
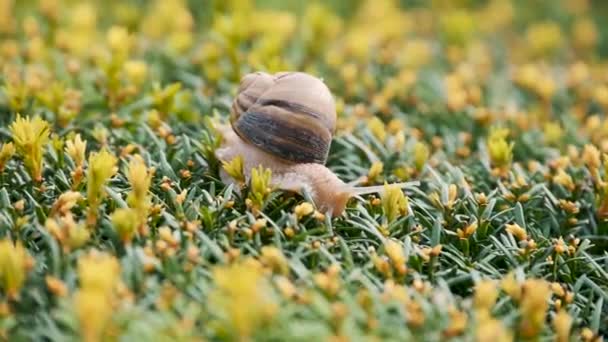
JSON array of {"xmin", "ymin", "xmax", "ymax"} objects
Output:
[{"xmin": 0, "ymin": 0, "xmax": 607, "ymax": 340}]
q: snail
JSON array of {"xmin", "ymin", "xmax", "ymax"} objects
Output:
[{"xmin": 215, "ymin": 71, "xmax": 415, "ymax": 216}]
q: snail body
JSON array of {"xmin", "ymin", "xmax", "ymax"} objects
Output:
[{"xmin": 216, "ymin": 71, "xmax": 414, "ymax": 216}]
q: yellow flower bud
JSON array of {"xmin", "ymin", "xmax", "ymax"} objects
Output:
[
  {"xmin": 581, "ymin": 144, "xmax": 601, "ymax": 170},
  {"xmin": 543, "ymin": 122, "xmax": 563, "ymax": 146},
  {"xmin": 367, "ymin": 161, "xmax": 384, "ymax": 184},
  {"xmin": 505, "ymin": 223, "xmax": 527, "ymax": 241},
  {"xmin": 384, "ymin": 239, "xmax": 405, "ymax": 267},
  {"xmin": 75, "ymin": 288, "xmax": 113, "ymax": 341},
  {"xmin": 248, "ymin": 165, "xmax": 273, "ymax": 214},
  {"xmin": 413, "ymin": 142, "xmax": 430, "ymax": 171},
  {"xmin": 0, "ymin": 239, "xmax": 28, "ymax": 299},
  {"xmin": 126, "ymin": 155, "xmax": 154, "ymax": 208},
  {"xmin": 9, "ymin": 115, "xmax": 51, "ymax": 182},
  {"xmin": 501, "ymin": 271, "xmax": 521, "ymax": 300},
  {"xmin": 210, "ymin": 260, "xmax": 277, "ymax": 339},
  {"xmin": 106, "ymin": 25, "xmax": 130, "ymax": 55},
  {"xmin": 381, "ymin": 183, "xmax": 409, "ymax": 223},
  {"xmin": 294, "ymin": 202, "xmax": 314, "ymax": 219},
  {"xmin": 367, "ymin": 117, "xmax": 386, "ymax": 142},
  {"xmin": 66, "ymin": 222, "xmax": 90, "ymax": 251},
  {"xmin": 260, "ymin": 246, "xmax": 289, "ymax": 275},
  {"xmin": 0, "ymin": 142, "xmax": 15, "ymax": 171},
  {"xmin": 519, "ymin": 279, "xmax": 550, "ymax": 338},
  {"xmin": 474, "ymin": 280, "xmax": 498, "ymax": 311},
  {"xmin": 51, "ymin": 191, "xmax": 82, "ymax": 216},
  {"xmin": 78, "ymin": 250, "xmax": 120, "ymax": 294},
  {"xmin": 526, "ymin": 21, "xmax": 563, "ymax": 57},
  {"xmin": 475, "ymin": 317, "xmax": 513, "ymax": 342},
  {"xmin": 65, "ymin": 134, "xmax": 87, "ymax": 167},
  {"xmin": 124, "ymin": 60, "xmax": 148, "ymax": 87},
  {"xmin": 487, "ymin": 127, "xmax": 513, "ymax": 172},
  {"xmin": 553, "ymin": 169, "xmax": 575, "ymax": 191},
  {"xmin": 457, "ymin": 221, "xmax": 478, "ymax": 239},
  {"xmin": 86, "ymin": 149, "xmax": 118, "ymax": 225},
  {"xmin": 222, "ymin": 155, "xmax": 245, "ymax": 185},
  {"xmin": 111, "ymin": 208, "xmax": 139, "ymax": 244}
]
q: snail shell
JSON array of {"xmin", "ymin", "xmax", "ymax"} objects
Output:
[{"xmin": 230, "ymin": 71, "xmax": 336, "ymax": 165}]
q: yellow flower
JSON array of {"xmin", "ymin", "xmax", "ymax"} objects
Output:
[
  {"xmin": 543, "ymin": 122, "xmax": 563, "ymax": 146},
  {"xmin": 474, "ymin": 280, "xmax": 498, "ymax": 312},
  {"xmin": 106, "ymin": 25, "xmax": 130, "ymax": 55},
  {"xmin": 384, "ymin": 239, "xmax": 405, "ymax": 267},
  {"xmin": 259, "ymin": 246, "xmax": 289, "ymax": 275},
  {"xmin": 251, "ymin": 218, "xmax": 266, "ymax": 233},
  {"xmin": 78, "ymin": 250, "xmax": 120, "ymax": 294},
  {"xmin": 175, "ymin": 189, "xmax": 187, "ymax": 205},
  {"xmin": 553, "ymin": 169, "xmax": 575, "ymax": 191},
  {"xmin": 501, "ymin": 271, "xmax": 521, "ymax": 301},
  {"xmin": 457, "ymin": 221, "xmax": 478, "ymax": 239},
  {"xmin": 440, "ymin": 9, "xmax": 476, "ymax": 46},
  {"xmin": 66, "ymin": 222, "xmax": 90, "ymax": 251},
  {"xmin": 124, "ymin": 60, "xmax": 148, "ymax": 87},
  {"xmin": 111, "ymin": 208, "xmax": 139, "ymax": 244},
  {"xmin": 0, "ymin": 239, "xmax": 28, "ymax": 299},
  {"xmin": 141, "ymin": 0, "xmax": 194, "ymax": 40},
  {"xmin": 302, "ymin": 3, "xmax": 342, "ymax": 54},
  {"xmin": 45, "ymin": 213, "xmax": 90, "ymax": 251},
  {"xmin": 75, "ymin": 288, "xmax": 112, "ymax": 342},
  {"xmin": 526, "ymin": 21, "xmax": 563, "ymax": 57},
  {"xmin": 92, "ymin": 125, "xmax": 109, "ymax": 145},
  {"xmin": 251, "ymin": 10, "xmax": 295, "ymax": 39},
  {"xmin": 221, "ymin": 155, "xmax": 245, "ymax": 185},
  {"xmin": 505, "ymin": 223, "xmax": 527, "ymax": 241},
  {"xmin": 487, "ymin": 127, "xmax": 513, "ymax": 171},
  {"xmin": 126, "ymin": 155, "xmax": 154, "ymax": 222},
  {"xmin": 86, "ymin": 149, "xmax": 118, "ymax": 225},
  {"xmin": 65, "ymin": 134, "xmax": 87, "ymax": 167},
  {"xmin": 367, "ymin": 161, "xmax": 384, "ymax": 184},
  {"xmin": 581, "ymin": 144, "xmax": 601, "ymax": 170},
  {"xmin": 519, "ymin": 279, "xmax": 550, "ymax": 338},
  {"xmin": 152, "ymin": 82, "xmax": 182, "ymax": 118},
  {"xmin": 73, "ymin": 250, "xmax": 121, "ymax": 341},
  {"xmin": 553, "ymin": 309, "xmax": 572, "ymax": 342},
  {"xmin": 0, "ymin": 142, "xmax": 15, "ymax": 171},
  {"xmin": 51, "ymin": 191, "xmax": 82, "ymax": 216},
  {"xmin": 294, "ymin": 202, "xmax": 314, "ymax": 219},
  {"xmin": 475, "ymin": 317, "xmax": 513, "ymax": 342},
  {"xmin": 9, "ymin": 114, "xmax": 51, "ymax": 182},
  {"xmin": 368, "ymin": 117, "xmax": 386, "ymax": 142},
  {"xmin": 444, "ymin": 307, "xmax": 467, "ymax": 338},
  {"xmin": 45, "ymin": 276, "xmax": 68, "ymax": 297},
  {"xmin": 210, "ymin": 260, "xmax": 277, "ymax": 340},
  {"xmin": 400, "ymin": 39, "xmax": 432, "ymax": 69},
  {"xmin": 413, "ymin": 142, "xmax": 430, "ymax": 171},
  {"xmin": 381, "ymin": 183, "xmax": 409, "ymax": 223},
  {"xmin": 248, "ymin": 165, "xmax": 273, "ymax": 213},
  {"xmin": 446, "ymin": 183, "xmax": 458, "ymax": 210}
]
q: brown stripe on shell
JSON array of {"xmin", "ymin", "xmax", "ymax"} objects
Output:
[
  {"xmin": 233, "ymin": 110, "xmax": 331, "ymax": 164},
  {"xmin": 257, "ymin": 98, "xmax": 325, "ymax": 121},
  {"xmin": 232, "ymin": 88, "xmax": 268, "ymax": 121}
]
